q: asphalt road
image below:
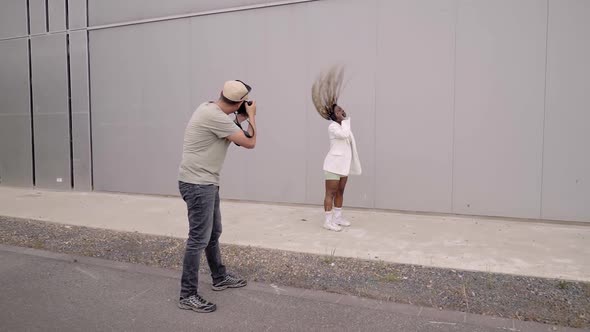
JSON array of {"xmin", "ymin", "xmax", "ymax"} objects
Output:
[{"xmin": 0, "ymin": 245, "xmax": 581, "ymax": 332}]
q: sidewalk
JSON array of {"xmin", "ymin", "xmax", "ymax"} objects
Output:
[{"xmin": 0, "ymin": 186, "xmax": 588, "ymax": 281}]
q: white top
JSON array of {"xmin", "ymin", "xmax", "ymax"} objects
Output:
[{"xmin": 323, "ymin": 118, "xmax": 362, "ymax": 176}]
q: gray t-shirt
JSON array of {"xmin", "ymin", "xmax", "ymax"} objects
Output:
[{"xmin": 178, "ymin": 102, "xmax": 241, "ymax": 185}]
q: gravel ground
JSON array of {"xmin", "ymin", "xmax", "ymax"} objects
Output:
[{"xmin": 1, "ymin": 216, "xmax": 588, "ymax": 328}]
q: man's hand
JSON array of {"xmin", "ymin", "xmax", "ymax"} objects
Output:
[
  {"xmin": 246, "ymin": 100, "xmax": 257, "ymax": 118},
  {"xmin": 228, "ymin": 100, "xmax": 257, "ymax": 149}
]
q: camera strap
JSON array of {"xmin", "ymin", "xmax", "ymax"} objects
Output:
[{"xmin": 233, "ymin": 113, "xmax": 254, "ymax": 146}]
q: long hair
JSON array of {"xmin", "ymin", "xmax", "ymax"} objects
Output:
[{"xmin": 311, "ymin": 65, "xmax": 345, "ymax": 121}]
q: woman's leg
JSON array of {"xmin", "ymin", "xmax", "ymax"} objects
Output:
[
  {"xmin": 334, "ymin": 176, "xmax": 348, "ymax": 208},
  {"xmin": 323, "ymin": 177, "xmax": 342, "ymax": 231},
  {"xmin": 333, "ymin": 177, "xmax": 350, "ymax": 226},
  {"xmin": 324, "ymin": 179, "xmax": 340, "ymax": 211}
]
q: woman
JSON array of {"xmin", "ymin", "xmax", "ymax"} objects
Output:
[{"xmin": 312, "ymin": 67, "xmax": 362, "ymax": 232}]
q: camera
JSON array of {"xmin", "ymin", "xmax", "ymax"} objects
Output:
[{"xmin": 237, "ymin": 100, "xmax": 253, "ymax": 116}]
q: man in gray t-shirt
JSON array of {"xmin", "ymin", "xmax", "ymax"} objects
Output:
[
  {"xmin": 177, "ymin": 80, "xmax": 257, "ymax": 313},
  {"xmin": 178, "ymin": 101, "xmax": 243, "ymax": 185}
]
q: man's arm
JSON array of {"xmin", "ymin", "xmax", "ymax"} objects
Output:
[{"xmin": 227, "ymin": 130, "xmax": 255, "ymax": 149}]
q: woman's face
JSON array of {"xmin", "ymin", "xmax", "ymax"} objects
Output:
[{"xmin": 334, "ymin": 105, "xmax": 347, "ymax": 121}]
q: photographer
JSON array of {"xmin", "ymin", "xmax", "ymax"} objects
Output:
[{"xmin": 177, "ymin": 80, "xmax": 256, "ymax": 313}]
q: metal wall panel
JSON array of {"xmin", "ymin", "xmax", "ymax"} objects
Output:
[
  {"xmin": 68, "ymin": 0, "xmax": 88, "ymax": 29},
  {"xmin": 29, "ymin": 0, "xmax": 47, "ymax": 34},
  {"xmin": 541, "ymin": 0, "xmax": 590, "ymax": 222},
  {"xmin": 0, "ymin": 0, "xmax": 28, "ymax": 39},
  {"xmin": 238, "ymin": 4, "xmax": 308, "ymax": 204},
  {"xmin": 69, "ymin": 31, "xmax": 92, "ymax": 191},
  {"xmin": 90, "ymin": 19, "xmax": 191, "ymax": 195},
  {"xmin": 375, "ymin": 0, "xmax": 455, "ymax": 213},
  {"xmin": 32, "ymin": 113, "xmax": 71, "ymax": 189},
  {"xmin": 48, "ymin": 0, "xmax": 67, "ymax": 31},
  {"xmin": 452, "ymin": 0, "xmax": 547, "ymax": 219},
  {"xmin": 0, "ymin": 116, "xmax": 33, "ymax": 187},
  {"xmin": 71, "ymin": 112, "xmax": 92, "ymax": 190},
  {"xmin": 30, "ymin": 33, "xmax": 71, "ymax": 189},
  {"xmin": 0, "ymin": 39, "xmax": 33, "ymax": 187}
]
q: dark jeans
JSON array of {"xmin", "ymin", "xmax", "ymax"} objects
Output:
[{"xmin": 179, "ymin": 181, "xmax": 226, "ymax": 299}]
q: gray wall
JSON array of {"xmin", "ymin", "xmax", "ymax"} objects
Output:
[
  {"xmin": 1, "ymin": 0, "xmax": 589, "ymax": 222},
  {"xmin": 542, "ymin": 0, "xmax": 590, "ymax": 222},
  {"xmin": 0, "ymin": 38, "xmax": 32, "ymax": 187},
  {"xmin": 0, "ymin": 0, "xmax": 92, "ymax": 191}
]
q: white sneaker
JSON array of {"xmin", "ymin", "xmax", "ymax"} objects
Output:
[
  {"xmin": 323, "ymin": 221, "xmax": 342, "ymax": 232},
  {"xmin": 334, "ymin": 218, "xmax": 351, "ymax": 227}
]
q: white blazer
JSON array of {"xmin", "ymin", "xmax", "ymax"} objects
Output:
[{"xmin": 323, "ymin": 118, "xmax": 362, "ymax": 176}]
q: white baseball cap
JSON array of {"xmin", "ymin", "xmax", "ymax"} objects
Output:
[{"xmin": 222, "ymin": 80, "xmax": 251, "ymax": 102}]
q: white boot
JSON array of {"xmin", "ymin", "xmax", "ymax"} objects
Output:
[
  {"xmin": 323, "ymin": 211, "xmax": 342, "ymax": 232},
  {"xmin": 333, "ymin": 207, "xmax": 351, "ymax": 227}
]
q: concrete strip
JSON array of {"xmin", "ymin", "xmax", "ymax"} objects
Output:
[{"xmin": 0, "ymin": 186, "xmax": 588, "ymax": 281}]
